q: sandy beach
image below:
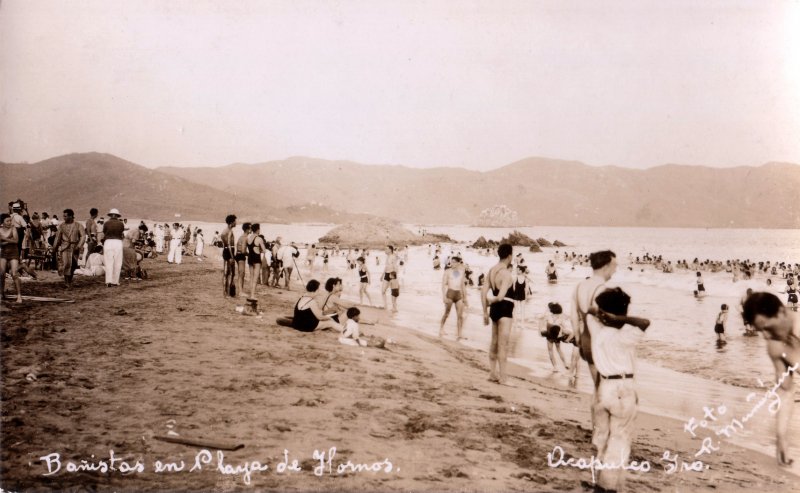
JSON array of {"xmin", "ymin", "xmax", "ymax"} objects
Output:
[{"xmin": 1, "ymin": 251, "xmax": 798, "ymax": 493}]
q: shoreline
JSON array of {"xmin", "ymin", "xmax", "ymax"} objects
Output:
[{"xmin": 1, "ymin": 253, "xmax": 797, "ymax": 492}]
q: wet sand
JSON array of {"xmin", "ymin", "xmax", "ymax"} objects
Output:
[{"xmin": 1, "ymin": 253, "xmax": 798, "ymax": 492}]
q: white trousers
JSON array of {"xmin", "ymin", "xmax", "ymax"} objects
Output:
[
  {"xmin": 104, "ymin": 239, "xmax": 123, "ymax": 285},
  {"xmin": 168, "ymin": 238, "xmax": 182, "ymax": 264}
]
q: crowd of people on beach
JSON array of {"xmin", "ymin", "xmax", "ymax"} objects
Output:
[
  {"xmin": 4, "ymin": 205, "xmax": 799, "ymax": 491},
  {"xmin": 0, "ymin": 200, "xmax": 214, "ymax": 302}
]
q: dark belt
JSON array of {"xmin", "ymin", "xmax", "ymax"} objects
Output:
[{"xmin": 602, "ymin": 373, "xmax": 634, "ymax": 380}]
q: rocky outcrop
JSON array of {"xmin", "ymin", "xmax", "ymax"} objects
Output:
[
  {"xmin": 318, "ymin": 217, "xmax": 451, "ymax": 248},
  {"xmin": 499, "ymin": 230, "xmax": 538, "ymax": 247}
]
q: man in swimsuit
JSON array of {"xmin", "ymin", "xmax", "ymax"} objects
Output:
[
  {"xmin": 743, "ymin": 292, "xmax": 799, "ymax": 467},
  {"xmin": 440, "ymin": 255, "xmax": 468, "ymax": 340},
  {"xmin": 221, "ymin": 214, "xmax": 237, "ymax": 297},
  {"xmin": 235, "ymin": 223, "xmax": 251, "ymax": 296},
  {"xmin": 382, "ymin": 245, "xmax": 399, "ymax": 312},
  {"xmin": 481, "ymin": 243, "xmax": 516, "ymax": 386},
  {"xmin": 570, "ymin": 250, "xmax": 618, "ymax": 389}
]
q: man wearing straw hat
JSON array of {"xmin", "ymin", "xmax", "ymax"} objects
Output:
[{"xmin": 103, "ymin": 208, "xmax": 125, "ymax": 287}]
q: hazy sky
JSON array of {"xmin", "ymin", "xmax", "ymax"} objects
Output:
[{"xmin": 1, "ymin": 0, "xmax": 799, "ymax": 170}]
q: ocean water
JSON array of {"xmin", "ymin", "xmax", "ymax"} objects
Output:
[{"xmin": 151, "ymin": 222, "xmax": 800, "ymax": 462}]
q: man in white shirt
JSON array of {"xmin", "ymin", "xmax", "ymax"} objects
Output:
[
  {"xmin": 167, "ymin": 223, "xmax": 184, "ymax": 264},
  {"xmin": 278, "ymin": 241, "xmax": 299, "ymax": 290},
  {"xmin": 588, "ymin": 287, "xmax": 650, "ymax": 493}
]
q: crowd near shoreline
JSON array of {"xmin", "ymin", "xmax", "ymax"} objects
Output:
[{"xmin": 2, "ymin": 203, "xmax": 799, "ymax": 493}]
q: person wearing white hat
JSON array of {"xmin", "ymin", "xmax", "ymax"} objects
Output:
[
  {"xmin": 10, "ymin": 202, "xmax": 28, "ymax": 255},
  {"xmin": 102, "ymin": 208, "xmax": 125, "ymax": 286}
]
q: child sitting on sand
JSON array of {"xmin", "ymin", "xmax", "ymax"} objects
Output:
[
  {"xmin": 339, "ymin": 307, "xmax": 367, "ymax": 347},
  {"xmin": 714, "ymin": 304, "xmax": 728, "ymax": 343}
]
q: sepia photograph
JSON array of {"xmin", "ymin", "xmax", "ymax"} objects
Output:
[{"xmin": 1, "ymin": 1, "xmax": 799, "ymax": 492}]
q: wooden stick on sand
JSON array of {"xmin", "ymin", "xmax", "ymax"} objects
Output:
[{"xmin": 154, "ymin": 435, "xmax": 244, "ymax": 451}]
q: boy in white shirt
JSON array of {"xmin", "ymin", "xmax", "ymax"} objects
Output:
[{"xmin": 587, "ymin": 287, "xmax": 651, "ymax": 493}]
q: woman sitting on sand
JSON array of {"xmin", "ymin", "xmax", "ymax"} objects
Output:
[{"xmin": 291, "ymin": 280, "xmax": 343, "ymax": 332}]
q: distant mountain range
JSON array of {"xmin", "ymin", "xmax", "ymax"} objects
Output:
[{"xmin": 1, "ymin": 152, "xmax": 798, "ymax": 228}]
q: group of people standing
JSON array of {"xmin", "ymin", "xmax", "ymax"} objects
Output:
[
  {"xmin": 220, "ymin": 215, "xmax": 301, "ymax": 300},
  {"xmin": 480, "ymin": 243, "xmax": 797, "ymax": 490}
]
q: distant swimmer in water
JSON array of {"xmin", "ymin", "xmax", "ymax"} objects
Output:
[
  {"xmin": 714, "ymin": 304, "xmax": 728, "ymax": 344},
  {"xmin": 440, "ymin": 255, "xmax": 468, "ymax": 340},
  {"xmin": 545, "ymin": 260, "xmax": 558, "ymax": 283}
]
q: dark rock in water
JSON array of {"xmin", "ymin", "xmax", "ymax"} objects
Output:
[
  {"xmin": 553, "ymin": 240, "xmax": 567, "ymax": 247},
  {"xmin": 536, "ymin": 238, "xmax": 553, "ymax": 247},
  {"xmin": 500, "ymin": 230, "xmax": 538, "ymax": 247},
  {"xmin": 472, "ymin": 236, "xmax": 498, "ymax": 249},
  {"xmin": 529, "ymin": 244, "xmax": 542, "ymax": 253}
]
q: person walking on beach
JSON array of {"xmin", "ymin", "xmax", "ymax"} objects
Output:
[
  {"xmin": 481, "ymin": 243, "xmax": 516, "ymax": 387},
  {"xmin": 246, "ymin": 224, "xmax": 268, "ymax": 299},
  {"xmin": 357, "ymin": 256, "xmax": 374, "ymax": 306},
  {"xmin": 194, "ymin": 229, "xmax": 204, "ymax": 260},
  {"xmin": 440, "ymin": 254, "xmax": 468, "ymax": 340},
  {"xmin": 235, "ymin": 223, "xmax": 251, "ymax": 295},
  {"xmin": 588, "ymin": 287, "xmax": 651, "ymax": 492},
  {"xmin": 53, "ymin": 209, "xmax": 86, "ymax": 288},
  {"xmin": 270, "ymin": 237, "xmax": 282, "ymax": 287},
  {"xmin": 742, "ymin": 292, "xmax": 799, "ymax": 467},
  {"xmin": 0, "ymin": 213, "xmax": 23, "ymax": 303},
  {"xmin": 714, "ymin": 304, "xmax": 728, "ymax": 344},
  {"xmin": 510, "ymin": 264, "xmax": 531, "ymax": 327},
  {"xmin": 221, "ymin": 214, "xmax": 237, "ymax": 297},
  {"xmin": 570, "ymin": 250, "xmax": 618, "ymax": 388},
  {"xmin": 307, "ymin": 243, "xmax": 317, "ymax": 274},
  {"xmin": 279, "ymin": 241, "xmax": 300, "ymax": 290},
  {"xmin": 102, "ymin": 208, "xmax": 125, "ymax": 287},
  {"xmin": 381, "ymin": 245, "xmax": 399, "ymax": 312},
  {"xmin": 155, "ymin": 223, "xmax": 165, "ymax": 254},
  {"xmin": 84, "ymin": 208, "xmax": 99, "ymax": 258},
  {"xmin": 167, "ymin": 223, "xmax": 184, "ymax": 265}
]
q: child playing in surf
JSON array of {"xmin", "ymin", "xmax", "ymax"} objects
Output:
[
  {"xmin": 714, "ymin": 304, "xmax": 728, "ymax": 344},
  {"xmin": 544, "ymin": 302, "xmax": 572, "ymax": 371},
  {"xmin": 696, "ymin": 271, "xmax": 705, "ymax": 294}
]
